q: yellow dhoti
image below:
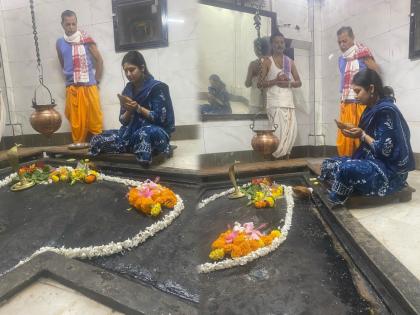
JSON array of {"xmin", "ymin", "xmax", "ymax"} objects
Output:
[
  {"xmin": 336, "ymin": 102, "xmax": 366, "ymax": 157},
  {"xmin": 65, "ymin": 85, "xmax": 103, "ymax": 143}
]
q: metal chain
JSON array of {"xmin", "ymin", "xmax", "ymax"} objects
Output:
[{"xmin": 29, "ymin": 0, "xmax": 43, "ymax": 82}]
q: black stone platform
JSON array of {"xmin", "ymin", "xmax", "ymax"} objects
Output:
[
  {"xmin": 197, "ymin": 174, "xmax": 388, "ymax": 314},
  {"xmin": 0, "ymin": 157, "xmax": 419, "ymax": 314}
]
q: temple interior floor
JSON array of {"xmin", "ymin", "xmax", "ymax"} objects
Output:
[
  {"xmin": 0, "ymin": 278, "xmax": 121, "ymax": 315},
  {"xmin": 306, "ymin": 157, "xmax": 420, "ymax": 281},
  {"xmin": 349, "ymin": 170, "xmax": 420, "ymax": 281},
  {"xmin": 159, "ymin": 139, "xmax": 201, "ymax": 170},
  {"xmin": 0, "ymin": 150, "xmax": 418, "ymax": 313}
]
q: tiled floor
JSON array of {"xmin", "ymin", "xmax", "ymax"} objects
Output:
[
  {"xmin": 159, "ymin": 139, "xmax": 201, "ymax": 170},
  {"xmin": 350, "ymin": 170, "xmax": 420, "ymax": 280},
  {"xmin": 0, "ymin": 278, "xmax": 122, "ymax": 315}
]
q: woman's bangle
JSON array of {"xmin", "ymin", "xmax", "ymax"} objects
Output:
[{"xmin": 136, "ymin": 105, "xmax": 142, "ymax": 115}]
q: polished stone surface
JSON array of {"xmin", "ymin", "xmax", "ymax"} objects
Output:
[{"xmin": 0, "ymin": 278, "xmax": 122, "ymax": 315}]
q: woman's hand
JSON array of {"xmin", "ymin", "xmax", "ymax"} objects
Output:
[
  {"xmin": 124, "ymin": 100, "xmax": 139, "ymax": 113},
  {"xmin": 342, "ymin": 127, "xmax": 363, "ymax": 138}
]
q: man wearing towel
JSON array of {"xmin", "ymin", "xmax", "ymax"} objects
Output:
[
  {"xmin": 56, "ymin": 10, "xmax": 103, "ymax": 144},
  {"xmin": 336, "ymin": 26, "xmax": 379, "ymax": 156}
]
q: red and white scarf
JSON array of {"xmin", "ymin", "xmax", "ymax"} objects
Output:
[
  {"xmin": 64, "ymin": 30, "xmax": 95, "ymax": 84},
  {"xmin": 341, "ymin": 43, "xmax": 373, "ymax": 101}
]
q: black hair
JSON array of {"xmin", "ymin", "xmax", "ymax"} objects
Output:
[
  {"xmin": 383, "ymin": 86, "xmax": 396, "ymax": 102},
  {"xmin": 61, "ymin": 10, "xmax": 77, "ymax": 23},
  {"xmin": 254, "ymin": 37, "xmax": 271, "ymax": 56},
  {"xmin": 337, "ymin": 26, "xmax": 354, "ymax": 38},
  {"xmin": 352, "ymin": 69, "xmax": 385, "ymax": 98},
  {"xmin": 209, "ymin": 74, "xmax": 226, "ymax": 89},
  {"xmin": 121, "ymin": 50, "xmax": 151, "ymax": 77},
  {"xmin": 270, "ymin": 30, "xmax": 285, "ymax": 43}
]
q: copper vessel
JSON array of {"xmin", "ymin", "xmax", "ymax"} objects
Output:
[
  {"xmin": 250, "ymin": 119, "xmax": 279, "ymax": 156},
  {"xmin": 30, "ymin": 104, "xmax": 62, "ymax": 136},
  {"xmin": 30, "ymin": 80, "xmax": 62, "ymax": 136}
]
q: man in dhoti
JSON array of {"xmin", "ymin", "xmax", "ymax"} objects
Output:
[
  {"xmin": 259, "ymin": 31, "xmax": 302, "ymax": 159},
  {"xmin": 336, "ymin": 26, "xmax": 379, "ymax": 156},
  {"xmin": 56, "ymin": 10, "xmax": 103, "ymax": 144}
]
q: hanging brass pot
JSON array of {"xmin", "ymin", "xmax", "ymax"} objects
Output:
[
  {"xmin": 30, "ymin": 104, "xmax": 61, "ymax": 136},
  {"xmin": 30, "ymin": 81, "xmax": 62, "ymax": 136},
  {"xmin": 250, "ymin": 116, "xmax": 279, "ymax": 156}
]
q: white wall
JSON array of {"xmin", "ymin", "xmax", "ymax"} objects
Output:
[
  {"xmin": 0, "ymin": 0, "xmax": 198, "ymax": 137},
  {"xmin": 319, "ymin": 0, "xmax": 420, "ymax": 153}
]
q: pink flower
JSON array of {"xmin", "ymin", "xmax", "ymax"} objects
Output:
[{"xmin": 224, "ymin": 231, "xmax": 238, "ymax": 244}]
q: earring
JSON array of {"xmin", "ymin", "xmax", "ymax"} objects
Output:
[{"xmin": 370, "ymin": 93, "xmax": 374, "ymax": 98}]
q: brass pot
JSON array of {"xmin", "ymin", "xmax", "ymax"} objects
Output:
[
  {"xmin": 250, "ymin": 117, "xmax": 279, "ymax": 156},
  {"xmin": 251, "ymin": 130, "xmax": 280, "ymax": 156},
  {"xmin": 30, "ymin": 104, "xmax": 62, "ymax": 136}
]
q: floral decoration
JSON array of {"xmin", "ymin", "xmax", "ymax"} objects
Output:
[
  {"xmin": 197, "ymin": 185, "xmax": 294, "ymax": 273},
  {"xmin": 209, "ymin": 222, "xmax": 282, "ymax": 260},
  {"xmin": 18, "ymin": 162, "xmax": 52, "ymax": 183},
  {"xmin": 49, "ymin": 159, "xmax": 98, "ymax": 185},
  {"xmin": 127, "ymin": 179, "xmax": 177, "ymax": 217},
  {"xmin": 0, "ymin": 169, "xmax": 185, "ymax": 276},
  {"xmin": 241, "ymin": 177, "xmax": 283, "ymax": 208}
]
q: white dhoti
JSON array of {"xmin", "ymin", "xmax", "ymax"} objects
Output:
[{"xmin": 266, "ymin": 87, "xmax": 297, "ymax": 158}]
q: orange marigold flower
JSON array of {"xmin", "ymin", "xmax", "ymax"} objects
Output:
[
  {"xmin": 211, "ymin": 238, "xmax": 226, "ymax": 250},
  {"xmin": 231, "ymin": 245, "xmax": 242, "ymax": 258}
]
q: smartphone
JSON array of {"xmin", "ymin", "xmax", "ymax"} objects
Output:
[
  {"xmin": 117, "ymin": 94, "xmax": 132, "ymax": 103},
  {"xmin": 334, "ymin": 119, "xmax": 355, "ymax": 130}
]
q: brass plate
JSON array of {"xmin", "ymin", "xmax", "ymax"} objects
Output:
[
  {"xmin": 68, "ymin": 143, "xmax": 90, "ymax": 150},
  {"xmin": 11, "ymin": 180, "xmax": 36, "ymax": 191}
]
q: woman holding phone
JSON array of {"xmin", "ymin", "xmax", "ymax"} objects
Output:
[
  {"xmin": 320, "ymin": 69, "xmax": 414, "ymax": 206},
  {"xmin": 89, "ymin": 50, "xmax": 175, "ymax": 165}
]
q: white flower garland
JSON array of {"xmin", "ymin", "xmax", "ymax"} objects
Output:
[
  {"xmin": 197, "ymin": 185, "xmax": 294, "ymax": 274},
  {"xmin": 0, "ymin": 170, "xmax": 184, "ymax": 275}
]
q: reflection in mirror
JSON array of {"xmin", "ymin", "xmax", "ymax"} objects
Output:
[{"xmin": 198, "ymin": 3, "xmax": 279, "ymax": 120}]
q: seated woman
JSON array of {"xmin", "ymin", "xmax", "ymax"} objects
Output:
[
  {"xmin": 320, "ymin": 69, "xmax": 415, "ymax": 205},
  {"xmin": 89, "ymin": 50, "xmax": 175, "ymax": 166},
  {"xmin": 200, "ymin": 74, "xmax": 232, "ymax": 115}
]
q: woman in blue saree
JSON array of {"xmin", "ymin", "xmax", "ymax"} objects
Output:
[
  {"xmin": 320, "ymin": 69, "xmax": 415, "ymax": 205},
  {"xmin": 89, "ymin": 51, "xmax": 175, "ymax": 165}
]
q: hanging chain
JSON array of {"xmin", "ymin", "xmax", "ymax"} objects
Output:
[{"xmin": 29, "ymin": 0, "xmax": 43, "ymax": 83}]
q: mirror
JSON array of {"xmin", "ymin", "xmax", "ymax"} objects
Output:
[{"xmin": 198, "ymin": 1, "xmax": 292, "ymax": 121}]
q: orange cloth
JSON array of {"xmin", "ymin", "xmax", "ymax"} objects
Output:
[
  {"xmin": 65, "ymin": 85, "xmax": 103, "ymax": 143},
  {"xmin": 336, "ymin": 102, "xmax": 366, "ymax": 156}
]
